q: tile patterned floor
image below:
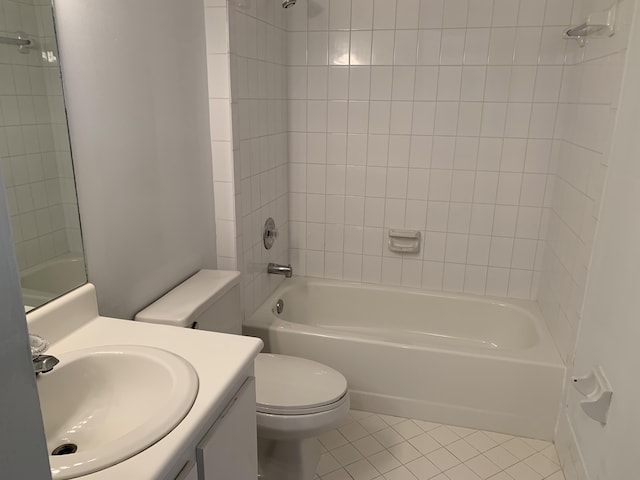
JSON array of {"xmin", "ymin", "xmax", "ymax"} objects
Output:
[{"xmin": 314, "ymin": 410, "xmax": 565, "ymax": 480}]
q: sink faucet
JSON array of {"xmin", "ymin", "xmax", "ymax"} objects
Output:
[
  {"xmin": 33, "ymin": 355, "xmax": 59, "ymax": 374},
  {"xmin": 30, "ymin": 334, "xmax": 59, "ymax": 374},
  {"xmin": 267, "ymin": 263, "xmax": 293, "ymax": 278}
]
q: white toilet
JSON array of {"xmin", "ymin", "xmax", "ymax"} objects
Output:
[{"xmin": 135, "ymin": 269, "xmax": 350, "ymax": 480}]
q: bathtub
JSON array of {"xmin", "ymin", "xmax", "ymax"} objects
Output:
[
  {"xmin": 21, "ymin": 254, "xmax": 87, "ymax": 310},
  {"xmin": 244, "ymin": 277, "xmax": 565, "ymax": 440}
]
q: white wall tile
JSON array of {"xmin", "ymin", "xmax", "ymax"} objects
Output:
[
  {"xmin": 440, "ymin": 29, "xmax": 466, "ymax": 65},
  {"xmin": 283, "ymin": 0, "xmax": 573, "ymax": 300},
  {"xmin": 329, "ymin": 0, "xmax": 351, "ymax": 31},
  {"xmin": 352, "ymin": 0, "xmax": 374, "ymax": 30},
  {"xmin": 329, "ymin": 31, "xmax": 350, "ymax": 65},
  {"xmin": 394, "ymin": 30, "xmax": 419, "ymax": 65},
  {"xmin": 374, "ymin": 0, "xmax": 398, "ymax": 30},
  {"xmin": 396, "ymin": 0, "xmax": 420, "ymax": 29}
]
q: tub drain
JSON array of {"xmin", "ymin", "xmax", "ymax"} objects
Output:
[{"xmin": 51, "ymin": 443, "xmax": 78, "ymax": 456}]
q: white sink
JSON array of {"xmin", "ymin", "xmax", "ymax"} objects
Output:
[{"xmin": 37, "ymin": 345, "xmax": 199, "ymax": 479}]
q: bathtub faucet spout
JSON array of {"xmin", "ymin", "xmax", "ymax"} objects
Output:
[{"xmin": 268, "ymin": 263, "xmax": 293, "ymax": 278}]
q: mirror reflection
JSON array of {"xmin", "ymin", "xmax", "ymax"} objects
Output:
[{"xmin": 0, "ymin": 0, "xmax": 86, "ymax": 311}]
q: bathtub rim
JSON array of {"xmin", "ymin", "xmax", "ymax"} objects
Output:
[
  {"xmin": 245, "ymin": 276, "xmax": 563, "ymax": 367},
  {"xmin": 20, "ymin": 253, "xmax": 87, "ymax": 313}
]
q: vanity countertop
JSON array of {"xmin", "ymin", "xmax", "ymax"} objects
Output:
[{"xmin": 27, "ymin": 283, "xmax": 263, "ymax": 480}]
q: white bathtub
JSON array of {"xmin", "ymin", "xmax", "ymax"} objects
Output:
[
  {"xmin": 244, "ymin": 277, "xmax": 565, "ymax": 440},
  {"xmin": 21, "ymin": 254, "xmax": 87, "ymax": 310}
]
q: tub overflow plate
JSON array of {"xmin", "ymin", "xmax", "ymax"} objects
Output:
[{"xmin": 275, "ymin": 299, "xmax": 284, "ymax": 315}]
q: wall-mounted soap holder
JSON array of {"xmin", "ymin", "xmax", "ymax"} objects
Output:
[
  {"xmin": 388, "ymin": 230, "xmax": 421, "ymax": 254},
  {"xmin": 571, "ymin": 366, "xmax": 613, "ymax": 425},
  {"xmin": 563, "ymin": 1, "xmax": 617, "ymax": 47}
]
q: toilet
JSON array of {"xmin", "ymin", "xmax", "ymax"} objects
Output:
[{"xmin": 135, "ymin": 269, "xmax": 350, "ymax": 480}]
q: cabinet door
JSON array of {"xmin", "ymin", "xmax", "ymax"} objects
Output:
[
  {"xmin": 175, "ymin": 460, "xmax": 197, "ymax": 480},
  {"xmin": 196, "ymin": 377, "xmax": 257, "ymax": 480}
]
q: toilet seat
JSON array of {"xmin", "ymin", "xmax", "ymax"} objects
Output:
[
  {"xmin": 255, "ymin": 353, "xmax": 348, "ymax": 415},
  {"xmin": 256, "ymin": 391, "xmax": 351, "ymax": 440}
]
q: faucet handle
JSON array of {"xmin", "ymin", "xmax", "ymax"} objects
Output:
[{"xmin": 29, "ymin": 334, "xmax": 49, "ymax": 359}]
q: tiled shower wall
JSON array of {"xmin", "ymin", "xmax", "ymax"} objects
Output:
[
  {"xmin": 205, "ymin": 0, "xmax": 289, "ymax": 317},
  {"xmin": 286, "ymin": 0, "xmax": 572, "ymax": 299},
  {"xmin": 0, "ymin": 0, "xmax": 82, "ymax": 271},
  {"xmin": 538, "ymin": 0, "xmax": 633, "ymax": 365}
]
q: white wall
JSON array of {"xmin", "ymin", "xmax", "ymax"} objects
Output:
[
  {"xmin": 286, "ymin": 0, "xmax": 570, "ymax": 300},
  {"xmin": 55, "ymin": 0, "xmax": 217, "ymax": 319},
  {"xmin": 553, "ymin": 1, "xmax": 640, "ymax": 478}
]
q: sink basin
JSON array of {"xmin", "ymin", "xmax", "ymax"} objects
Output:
[{"xmin": 37, "ymin": 345, "xmax": 199, "ymax": 479}]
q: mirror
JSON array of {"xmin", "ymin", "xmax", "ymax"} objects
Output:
[{"xmin": 0, "ymin": 0, "xmax": 86, "ymax": 311}]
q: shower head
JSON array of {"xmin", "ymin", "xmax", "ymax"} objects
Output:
[{"xmin": 282, "ymin": 0, "xmax": 296, "ymax": 7}]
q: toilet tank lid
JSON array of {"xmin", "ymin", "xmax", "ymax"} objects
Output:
[{"xmin": 134, "ymin": 270, "xmax": 240, "ymax": 327}]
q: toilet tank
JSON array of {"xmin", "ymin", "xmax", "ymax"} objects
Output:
[{"xmin": 135, "ymin": 270, "xmax": 242, "ymax": 334}]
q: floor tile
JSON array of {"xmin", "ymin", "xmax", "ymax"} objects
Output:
[
  {"xmin": 409, "ymin": 433, "xmax": 442, "ymax": 455},
  {"xmin": 443, "ymin": 463, "xmax": 482, "ymax": 480},
  {"xmin": 540, "ymin": 445, "xmax": 560, "ymax": 465},
  {"xmin": 341, "ymin": 421, "xmax": 371, "ymax": 442},
  {"xmin": 414, "ymin": 419, "xmax": 441, "ymax": 432},
  {"xmin": 384, "ymin": 465, "xmax": 420, "ymax": 480},
  {"xmin": 464, "ymin": 455, "xmax": 501, "ymax": 479},
  {"xmin": 504, "ymin": 461, "xmax": 543, "ymax": 480},
  {"xmin": 320, "ymin": 429, "xmax": 350, "ymax": 450},
  {"xmin": 353, "ymin": 435, "xmax": 386, "ymax": 457},
  {"xmin": 482, "ymin": 446, "xmax": 520, "ymax": 470},
  {"xmin": 521, "ymin": 438, "xmax": 551, "ymax": 452},
  {"xmin": 369, "ymin": 450, "xmax": 402, "ymax": 474},
  {"xmin": 429, "ymin": 426, "xmax": 461, "ymax": 446},
  {"xmin": 486, "ymin": 473, "xmax": 512, "ymax": 480},
  {"xmin": 446, "ymin": 439, "xmax": 481, "ymax": 462},
  {"xmin": 361, "ymin": 414, "xmax": 391, "ymax": 433},
  {"xmin": 317, "ymin": 410, "xmax": 565, "ymax": 480},
  {"xmin": 322, "ymin": 467, "xmax": 353, "ymax": 480},
  {"xmin": 544, "ymin": 471, "xmax": 566, "ymax": 480},
  {"xmin": 375, "ymin": 427, "xmax": 408, "ymax": 447},
  {"xmin": 427, "ymin": 448, "xmax": 462, "ymax": 471},
  {"xmin": 524, "ymin": 452, "xmax": 562, "ymax": 477},
  {"xmin": 501, "ymin": 438, "xmax": 537, "ymax": 460},
  {"xmin": 332, "ymin": 443, "xmax": 364, "ymax": 466},
  {"xmin": 346, "ymin": 458, "xmax": 381, "ymax": 480},
  {"xmin": 405, "ymin": 456, "xmax": 441, "ymax": 480},
  {"xmin": 389, "ymin": 441, "xmax": 423, "ymax": 463},
  {"xmin": 317, "ymin": 452, "xmax": 342, "ymax": 476},
  {"xmin": 380, "ymin": 414, "xmax": 406, "ymax": 426},
  {"xmin": 394, "ymin": 420, "xmax": 425, "ymax": 440},
  {"xmin": 483, "ymin": 431, "xmax": 513, "ymax": 445},
  {"xmin": 465, "ymin": 432, "xmax": 498, "ymax": 453}
]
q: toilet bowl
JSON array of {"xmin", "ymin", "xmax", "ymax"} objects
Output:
[
  {"xmin": 255, "ymin": 353, "xmax": 350, "ymax": 479},
  {"xmin": 135, "ymin": 270, "xmax": 350, "ymax": 480}
]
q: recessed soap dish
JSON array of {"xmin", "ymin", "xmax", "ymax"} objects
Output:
[
  {"xmin": 388, "ymin": 230, "xmax": 421, "ymax": 254},
  {"xmin": 571, "ymin": 366, "xmax": 613, "ymax": 424}
]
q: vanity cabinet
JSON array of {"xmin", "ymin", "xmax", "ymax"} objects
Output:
[
  {"xmin": 195, "ymin": 377, "xmax": 258, "ymax": 480},
  {"xmin": 175, "ymin": 461, "xmax": 198, "ymax": 480}
]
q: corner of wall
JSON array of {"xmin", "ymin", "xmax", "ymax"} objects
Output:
[{"xmin": 555, "ymin": 408, "xmax": 590, "ymax": 480}]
